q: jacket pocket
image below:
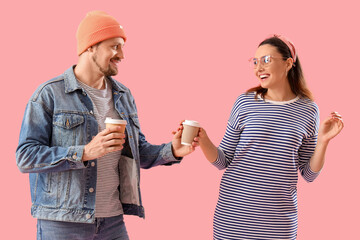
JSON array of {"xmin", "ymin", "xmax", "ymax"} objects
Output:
[
  {"xmin": 52, "ymin": 113, "xmax": 85, "ymax": 146},
  {"xmin": 34, "ymin": 171, "xmax": 82, "ymax": 208},
  {"xmin": 35, "ymin": 172, "xmax": 59, "ymax": 207}
]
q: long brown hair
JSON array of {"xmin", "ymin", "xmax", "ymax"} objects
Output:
[{"xmin": 247, "ymin": 37, "xmax": 314, "ymax": 101}]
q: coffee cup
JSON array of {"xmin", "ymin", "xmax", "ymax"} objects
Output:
[
  {"xmin": 181, "ymin": 120, "xmax": 200, "ymax": 146},
  {"xmin": 104, "ymin": 117, "xmax": 127, "ymax": 133}
]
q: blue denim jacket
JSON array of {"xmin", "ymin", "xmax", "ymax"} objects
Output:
[{"xmin": 16, "ymin": 66, "xmax": 181, "ymax": 223}]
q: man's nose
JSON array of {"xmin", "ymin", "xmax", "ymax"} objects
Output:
[{"xmin": 117, "ymin": 48, "xmax": 124, "ymax": 59}]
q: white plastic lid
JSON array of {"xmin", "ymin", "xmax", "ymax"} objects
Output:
[
  {"xmin": 104, "ymin": 117, "xmax": 127, "ymax": 125},
  {"xmin": 182, "ymin": 120, "xmax": 200, "ymax": 127}
]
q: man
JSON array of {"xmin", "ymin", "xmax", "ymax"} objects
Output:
[{"xmin": 16, "ymin": 11, "xmax": 197, "ymax": 240}]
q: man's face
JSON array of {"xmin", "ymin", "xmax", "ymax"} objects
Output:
[{"xmin": 91, "ymin": 37, "xmax": 124, "ymax": 76}]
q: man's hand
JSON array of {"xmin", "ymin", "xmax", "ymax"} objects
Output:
[
  {"xmin": 82, "ymin": 126, "xmax": 125, "ymax": 161},
  {"xmin": 171, "ymin": 121, "xmax": 199, "ymax": 158}
]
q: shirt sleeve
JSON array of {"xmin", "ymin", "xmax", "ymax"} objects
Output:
[
  {"xmin": 298, "ymin": 104, "xmax": 320, "ymax": 182},
  {"xmin": 212, "ymin": 96, "xmax": 243, "ymax": 170},
  {"xmin": 298, "ymin": 134, "xmax": 320, "ymax": 182}
]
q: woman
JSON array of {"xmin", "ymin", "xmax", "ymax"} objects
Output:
[{"xmin": 197, "ymin": 35, "xmax": 344, "ymax": 240}]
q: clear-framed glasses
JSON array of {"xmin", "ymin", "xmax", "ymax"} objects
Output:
[{"xmin": 248, "ymin": 55, "xmax": 286, "ymax": 68}]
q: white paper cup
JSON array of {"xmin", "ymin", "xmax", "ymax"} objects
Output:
[
  {"xmin": 181, "ymin": 120, "xmax": 200, "ymax": 145},
  {"xmin": 104, "ymin": 117, "xmax": 127, "ymax": 133}
]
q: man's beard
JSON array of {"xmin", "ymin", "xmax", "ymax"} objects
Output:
[{"xmin": 92, "ymin": 54, "xmax": 118, "ymax": 76}]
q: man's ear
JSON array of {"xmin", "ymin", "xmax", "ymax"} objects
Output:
[{"xmin": 87, "ymin": 44, "xmax": 98, "ymax": 53}]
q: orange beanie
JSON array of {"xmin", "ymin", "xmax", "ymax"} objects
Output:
[{"xmin": 76, "ymin": 11, "xmax": 127, "ymax": 56}]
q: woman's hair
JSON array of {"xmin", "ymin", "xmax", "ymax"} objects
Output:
[{"xmin": 247, "ymin": 36, "xmax": 314, "ymax": 101}]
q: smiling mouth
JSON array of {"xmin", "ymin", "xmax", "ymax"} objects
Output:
[
  {"xmin": 259, "ymin": 74, "xmax": 270, "ymax": 80},
  {"xmin": 110, "ymin": 59, "xmax": 120, "ymax": 67}
]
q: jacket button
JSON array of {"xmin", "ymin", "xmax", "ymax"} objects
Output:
[
  {"xmin": 86, "ymin": 214, "xmax": 91, "ymax": 219},
  {"xmin": 89, "ymin": 188, "xmax": 94, "ymax": 193}
]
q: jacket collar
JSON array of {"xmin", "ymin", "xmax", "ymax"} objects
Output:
[{"xmin": 63, "ymin": 65, "xmax": 127, "ymax": 93}]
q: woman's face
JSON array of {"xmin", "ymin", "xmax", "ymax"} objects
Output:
[{"xmin": 253, "ymin": 44, "xmax": 291, "ymax": 90}]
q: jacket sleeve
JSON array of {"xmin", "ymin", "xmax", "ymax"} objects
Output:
[
  {"xmin": 138, "ymin": 130, "xmax": 181, "ymax": 169},
  {"xmin": 126, "ymin": 92, "xmax": 181, "ymax": 169},
  {"xmin": 16, "ymin": 97, "xmax": 86, "ymax": 174}
]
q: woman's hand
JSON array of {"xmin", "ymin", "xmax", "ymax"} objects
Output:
[
  {"xmin": 195, "ymin": 127, "xmax": 218, "ymax": 163},
  {"xmin": 318, "ymin": 111, "xmax": 344, "ymax": 144},
  {"xmin": 309, "ymin": 112, "xmax": 344, "ymax": 172}
]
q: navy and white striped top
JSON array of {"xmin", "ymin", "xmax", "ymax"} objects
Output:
[{"xmin": 213, "ymin": 92, "xmax": 320, "ymax": 240}]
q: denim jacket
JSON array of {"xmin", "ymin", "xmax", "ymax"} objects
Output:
[{"xmin": 16, "ymin": 66, "xmax": 181, "ymax": 223}]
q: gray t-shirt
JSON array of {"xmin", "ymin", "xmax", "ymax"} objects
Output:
[{"xmin": 78, "ymin": 78, "xmax": 123, "ymax": 217}]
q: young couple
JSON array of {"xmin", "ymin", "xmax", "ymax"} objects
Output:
[{"xmin": 16, "ymin": 11, "xmax": 343, "ymax": 240}]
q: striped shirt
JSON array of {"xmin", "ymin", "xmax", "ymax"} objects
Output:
[
  {"xmin": 78, "ymin": 79, "xmax": 123, "ymax": 218},
  {"xmin": 213, "ymin": 92, "xmax": 320, "ymax": 240}
]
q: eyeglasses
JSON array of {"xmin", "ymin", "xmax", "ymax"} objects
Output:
[{"xmin": 248, "ymin": 55, "xmax": 286, "ymax": 68}]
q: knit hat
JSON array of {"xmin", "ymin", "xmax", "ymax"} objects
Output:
[{"xmin": 76, "ymin": 11, "xmax": 127, "ymax": 55}]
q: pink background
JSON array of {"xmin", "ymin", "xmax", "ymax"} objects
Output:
[{"xmin": 1, "ymin": 0, "xmax": 359, "ymax": 239}]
